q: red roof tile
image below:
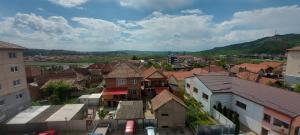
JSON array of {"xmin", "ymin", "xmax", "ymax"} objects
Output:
[{"xmin": 151, "ymin": 90, "xmax": 186, "ymax": 111}]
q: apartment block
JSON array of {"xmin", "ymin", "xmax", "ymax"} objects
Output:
[
  {"xmin": 0, "ymin": 41, "xmax": 31, "ymax": 123},
  {"xmin": 285, "ymin": 46, "xmax": 300, "ymax": 86}
]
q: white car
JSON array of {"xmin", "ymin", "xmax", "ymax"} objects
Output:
[{"xmin": 145, "ymin": 126, "xmax": 156, "ymax": 135}]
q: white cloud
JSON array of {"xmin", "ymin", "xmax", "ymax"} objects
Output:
[
  {"xmin": 48, "ymin": 0, "xmax": 88, "ymax": 8},
  {"xmin": 37, "ymin": 8, "xmax": 44, "ymax": 11},
  {"xmin": 119, "ymin": 0, "xmax": 192, "ymax": 9},
  {"xmin": 1, "ymin": 5, "xmax": 300, "ymax": 51},
  {"xmin": 181, "ymin": 9, "xmax": 202, "ymax": 14}
]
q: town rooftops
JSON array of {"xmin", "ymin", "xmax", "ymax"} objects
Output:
[
  {"xmin": 115, "ymin": 101, "xmax": 144, "ymax": 120},
  {"xmin": 105, "ymin": 62, "xmax": 143, "ymax": 78},
  {"xmin": 195, "ymin": 74, "xmax": 300, "ymax": 117},
  {"xmin": 46, "ymin": 104, "xmax": 85, "ymax": 121},
  {"xmin": 151, "ymin": 90, "xmax": 186, "ymax": 111},
  {"xmin": 0, "ymin": 41, "xmax": 26, "ymax": 50}
]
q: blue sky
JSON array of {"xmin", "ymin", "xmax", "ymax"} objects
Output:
[{"xmin": 0, "ymin": 0, "xmax": 300, "ymax": 51}]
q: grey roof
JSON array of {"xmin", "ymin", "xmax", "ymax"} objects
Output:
[
  {"xmin": 0, "ymin": 41, "xmax": 26, "ymax": 50},
  {"xmin": 196, "ymin": 74, "xmax": 300, "ymax": 117},
  {"xmin": 115, "ymin": 101, "xmax": 144, "ymax": 120},
  {"xmin": 29, "ymin": 105, "xmax": 63, "ymax": 123}
]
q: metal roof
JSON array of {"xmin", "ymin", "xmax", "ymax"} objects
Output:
[
  {"xmin": 46, "ymin": 104, "xmax": 85, "ymax": 122},
  {"xmin": 6, "ymin": 106, "xmax": 50, "ymax": 124}
]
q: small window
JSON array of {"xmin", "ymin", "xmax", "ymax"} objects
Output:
[
  {"xmin": 10, "ymin": 66, "xmax": 18, "ymax": 72},
  {"xmin": 161, "ymin": 114, "xmax": 168, "ymax": 116},
  {"xmin": 193, "ymin": 87, "xmax": 198, "ymax": 93},
  {"xmin": 13, "ymin": 80, "xmax": 21, "ymax": 86},
  {"xmin": 130, "ymin": 79, "xmax": 137, "ymax": 85},
  {"xmin": 186, "ymin": 83, "xmax": 190, "ymax": 88},
  {"xmin": 202, "ymin": 93, "xmax": 208, "ymax": 100},
  {"xmin": 161, "ymin": 126, "xmax": 169, "ymax": 128},
  {"xmin": 263, "ymin": 113, "xmax": 271, "ymax": 123},
  {"xmin": 8, "ymin": 52, "xmax": 17, "ymax": 58},
  {"xmin": 128, "ymin": 89, "xmax": 136, "ymax": 95},
  {"xmin": 19, "ymin": 94, "xmax": 23, "ymax": 98},
  {"xmin": 0, "ymin": 100, "xmax": 5, "ymax": 105},
  {"xmin": 273, "ymin": 118, "xmax": 289, "ymax": 129},
  {"xmin": 236, "ymin": 100, "xmax": 247, "ymax": 110}
]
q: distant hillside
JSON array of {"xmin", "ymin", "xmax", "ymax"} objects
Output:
[
  {"xmin": 198, "ymin": 34, "xmax": 300, "ymax": 55},
  {"xmin": 23, "ymin": 49, "xmax": 181, "ymax": 57}
]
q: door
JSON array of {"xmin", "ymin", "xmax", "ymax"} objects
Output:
[{"xmin": 261, "ymin": 127, "xmax": 268, "ymax": 135}]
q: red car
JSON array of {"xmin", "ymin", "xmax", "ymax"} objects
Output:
[
  {"xmin": 124, "ymin": 120, "xmax": 135, "ymax": 135},
  {"xmin": 37, "ymin": 130, "xmax": 56, "ymax": 135}
]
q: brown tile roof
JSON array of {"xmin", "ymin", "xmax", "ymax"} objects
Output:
[
  {"xmin": 258, "ymin": 77, "xmax": 278, "ymax": 85},
  {"xmin": 195, "ymin": 74, "xmax": 300, "ymax": 117},
  {"xmin": 236, "ymin": 71, "xmax": 259, "ymax": 82},
  {"xmin": 143, "ymin": 66, "xmax": 166, "ymax": 79},
  {"xmin": 259, "ymin": 61, "xmax": 283, "ymax": 69},
  {"xmin": 191, "ymin": 68, "xmax": 209, "ymax": 74},
  {"xmin": 203, "ymin": 65, "xmax": 225, "ymax": 72},
  {"xmin": 0, "ymin": 41, "xmax": 26, "ymax": 50},
  {"xmin": 237, "ymin": 63, "xmax": 268, "ymax": 73},
  {"xmin": 105, "ymin": 62, "xmax": 143, "ymax": 78},
  {"xmin": 163, "ymin": 71, "xmax": 194, "ymax": 81},
  {"xmin": 115, "ymin": 101, "xmax": 144, "ymax": 120},
  {"xmin": 151, "ymin": 90, "xmax": 186, "ymax": 111}
]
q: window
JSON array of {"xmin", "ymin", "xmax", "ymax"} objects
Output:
[
  {"xmin": 193, "ymin": 87, "xmax": 198, "ymax": 93},
  {"xmin": 186, "ymin": 83, "xmax": 190, "ymax": 88},
  {"xmin": 0, "ymin": 100, "xmax": 4, "ymax": 105},
  {"xmin": 8, "ymin": 52, "xmax": 17, "ymax": 58},
  {"xmin": 202, "ymin": 93, "xmax": 209, "ymax": 100},
  {"xmin": 116, "ymin": 79, "xmax": 126, "ymax": 86},
  {"xmin": 19, "ymin": 94, "xmax": 23, "ymax": 98},
  {"xmin": 273, "ymin": 118, "xmax": 289, "ymax": 129},
  {"xmin": 129, "ymin": 79, "xmax": 137, "ymax": 85},
  {"xmin": 263, "ymin": 113, "xmax": 271, "ymax": 123},
  {"xmin": 128, "ymin": 89, "xmax": 136, "ymax": 95},
  {"xmin": 10, "ymin": 66, "xmax": 18, "ymax": 72},
  {"xmin": 236, "ymin": 100, "xmax": 247, "ymax": 110},
  {"xmin": 13, "ymin": 80, "xmax": 21, "ymax": 86},
  {"xmin": 161, "ymin": 114, "xmax": 169, "ymax": 116}
]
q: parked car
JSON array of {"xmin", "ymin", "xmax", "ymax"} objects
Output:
[
  {"xmin": 37, "ymin": 130, "xmax": 56, "ymax": 135},
  {"xmin": 145, "ymin": 126, "xmax": 156, "ymax": 135},
  {"xmin": 124, "ymin": 120, "xmax": 135, "ymax": 135}
]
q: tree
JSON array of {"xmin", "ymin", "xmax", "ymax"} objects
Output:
[
  {"xmin": 43, "ymin": 80, "xmax": 72, "ymax": 104},
  {"xmin": 294, "ymin": 82, "xmax": 300, "ymax": 93},
  {"xmin": 131, "ymin": 55, "xmax": 139, "ymax": 60},
  {"xmin": 97, "ymin": 108, "xmax": 109, "ymax": 120},
  {"xmin": 49, "ymin": 94, "xmax": 61, "ymax": 105},
  {"xmin": 217, "ymin": 102, "xmax": 222, "ymax": 112}
]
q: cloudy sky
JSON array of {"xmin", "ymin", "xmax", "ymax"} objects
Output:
[{"xmin": 0, "ymin": 0, "xmax": 300, "ymax": 51}]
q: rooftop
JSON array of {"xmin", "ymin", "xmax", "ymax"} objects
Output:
[
  {"xmin": 0, "ymin": 41, "xmax": 26, "ymax": 50},
  {"xmin": 151, "ymin": 90, "xmax": 186, "ymax": 111},
  {"xmin": 6, "ymin": 106, "xmax": 50, "ymax": 124},
  {"xmin": 105, "ymin": 62, "xmax": 143, "ymax": 78},
  {"xmin": 46, "ymin": 104, "xmax": 85, "ymax": 122},
  {"xmin": 195, "ymin": 74, "xmax": 300, "ymax": 117},
  {"xmin": 115, "ymin": 101, "xmax": 144, "ymax": 120}
]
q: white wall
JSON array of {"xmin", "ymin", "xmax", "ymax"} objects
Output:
[
  {"xmin": 185, "ymin": 77, "xmax": 212, "ymax": 112},
  {"xmin": 231, "ymin": 95, "xmax": 264, "ymax": 134},
  {"xmin": 211, "ymin": 93, "xmax": 233, "ymax": 109}
]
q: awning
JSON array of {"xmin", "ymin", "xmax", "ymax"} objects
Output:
[{"xmin": 102, "ymin": 88, "xmax": 128, "ymax": 96}]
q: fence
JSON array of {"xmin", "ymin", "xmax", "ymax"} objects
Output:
[
  {"xmin": 194, "ymin": 125, "xmax": 235, "ymax": 135},
  {"xmin": 211, "ymin": 108, "xmax": 235, "ymax": 127}
]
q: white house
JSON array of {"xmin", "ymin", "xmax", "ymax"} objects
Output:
[{"xmin": 185, "ymin": 73, "xmax": 300, "ymax": 135}]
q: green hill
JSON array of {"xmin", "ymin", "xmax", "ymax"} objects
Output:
[{"xmin": 198, "ymin": 34, "xmax": 300, "ymax": 55}]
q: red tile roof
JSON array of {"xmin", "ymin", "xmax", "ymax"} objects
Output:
[
  {"xmin": 237, "ymin": 63, "xmax": 268, "ymax": 73},
  {"xmin": 259, "ymin": 61, "xmax": 283, "ymax": 69},
  {"xmin": 164, "ymin": 71, "xmax": 194, "ymax": 81},
  {"xmin": 143, "ymin": 66, "xmax": 166, "ymax": 79}
]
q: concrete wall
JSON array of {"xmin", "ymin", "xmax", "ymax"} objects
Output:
[
  {"xmin": 231, "ymin": 95, "xmax": 264, "ymax": 134},
  {"xmin": 211, "ymin": 93, "xmax": 233, "ymax": 109},
  {"xmin": 155, "ymin": 100, "xmax": 186, "ymax": 128},
  {"xmin": 285, "ymin": 51, "xmax": 300, "ymax": 85},
  {"xmin": 211, "ymin": 108, "xmax": 235, "ymax": 127},
  {"xmin": 0, "ymin": 49, "xmax": 31, "ymax": 123},
  {"xmin": 47, "ymin": 120, "xmax": 87, "ymax": 131},
  {"xmin": 185, "ymin": 77, "xmax": 212, "ymax": 112}
]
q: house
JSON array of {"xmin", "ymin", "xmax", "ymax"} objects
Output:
[
  {"xmin": 151, "ymin": 90, "xmax": 187, "ymax": 128},
  {"xmin": 233, "ymin": 62, "xmax": 283, "ymax": 78},
  {"xmin": 143, "ymin": 66, "xmax": 169, "ymax": 97},
  {"xmin": 285, "ymin": 46, "xmax": 300, "ymax": 86},
  {"xmin": 202, "ymin": 65, "xmax": 225, "ymax": 73},
  {"xmin": 164, "ymin": 68, "xmax": 208, "ymax": 99},
  {"xmin": 25, "ymin": 66, "xmax": 42, "ymax": 83},
  {"xmin": 0, "ymin": 41, "xmax": 31, "ymax": 123},
  {"xmin": 114, "ymin": 100, "xmax": 144, "ymax": 123},
  {"xmin": 185, "ymin": 73, "xmax": 300, "ymax": 135},
  {"xmin": 101, "ymin": 62, "xmax": 143, "ymax": 107},
  {"xmin": 167, "ymin": 54, "xmax": 178, "ymax": 65}
]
